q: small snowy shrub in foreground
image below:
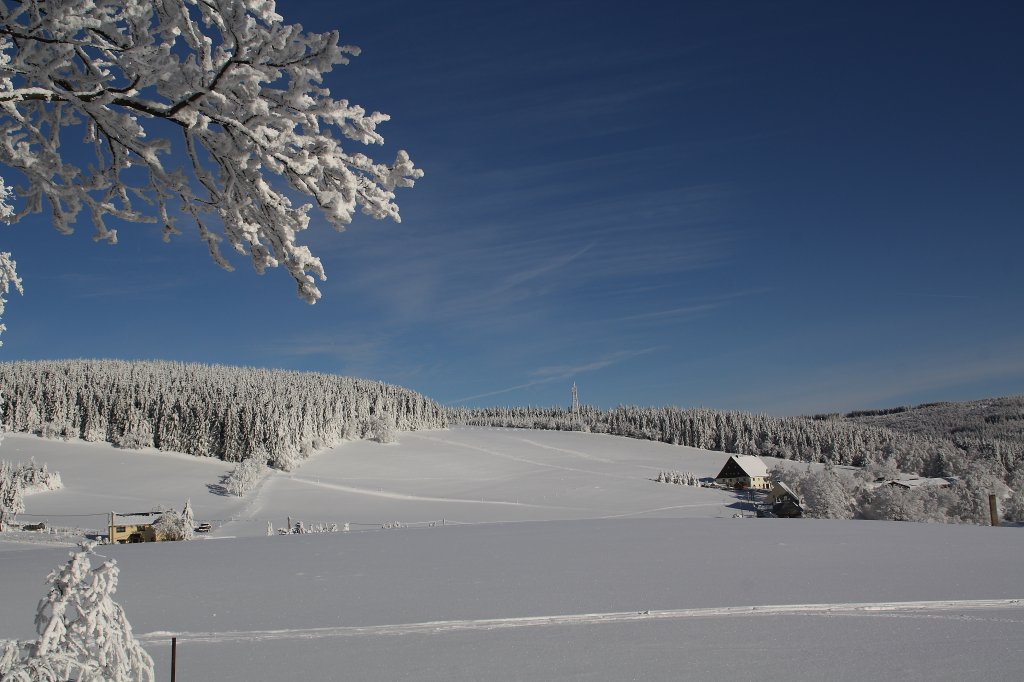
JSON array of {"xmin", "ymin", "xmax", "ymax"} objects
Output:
[{"xmin": 0, "ymin": 541, "xmax": 154, "ymax": 682}]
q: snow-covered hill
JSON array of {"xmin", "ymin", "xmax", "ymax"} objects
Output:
[
  {"xmin": 0, "ymin": 427, "xmax": 749, "ymax": 538},
  {"xmin": 2, "ymin": 428, "xmax": 1022, "ymax": 681}
]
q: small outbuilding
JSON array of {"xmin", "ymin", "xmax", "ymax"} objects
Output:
[
  {"xmin": 874, "ymin": 475, "xmax": 954, "ymax": 490},
  {"xmin": 108, "ymin": 512, "xmax": 164, "ymax": 544},
  {"xmin": 715, "ymin": 455, "xmax": 771, "ymax": 490},
  {"xmin": 766, "ymin": 481, "xmax": 804, "ymax": 518}
]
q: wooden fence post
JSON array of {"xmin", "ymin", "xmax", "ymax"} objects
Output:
[{"xmin": 989, "ymin": 494, "xmax": 1000, "ymax": 526}]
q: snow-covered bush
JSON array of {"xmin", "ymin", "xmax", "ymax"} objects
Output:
[
  {"xmin": 654, "ymin": 471, "xmax": 700, "ymax": 486},
  {"xmin": 223, "ymin": 458, "xmax": 267, "ymax": 497},
  {"xmin": 0, "ymin": 542, "xmax": 154, "ymax": 682},
  {"xmin": 18, "ymin": 458, "xmax": 62, "ymax": 494},
  {"xmin": 858, "ymin": 485, "xmax": 928, "ymax": 522},
  {"xmin": 363, "ymin": 416, "xmax": 397, "ymax": 444},
  {"xmin": 38, "ymin": 422, "xmax": 75, "ymax": 441},
  {"xmin": 1, "ymin": 458, "xmax": 62, "ymax": 529},
  {"xmin": 272, "ymin": 520, "xmax": 341, "ymax": 535},
  {"xmin": 1003, "ymin": 474, "xmax": 1024, "ymax": 522},
  {"xmin": 786, "ymin": 465, "xmax": 857, "ymax": 520},
  {"xmin": 152, "ymin": 500, "xmax": 195, "ymax": 541}
]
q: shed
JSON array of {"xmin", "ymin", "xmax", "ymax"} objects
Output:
[{"xmin": 766, "ymin": 481, "xmax": 804, "ymax": 518}]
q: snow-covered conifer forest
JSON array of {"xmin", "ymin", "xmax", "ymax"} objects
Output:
[{"xmin": 0, "ymin": 360, "xmax": 446, "ymax": 470}]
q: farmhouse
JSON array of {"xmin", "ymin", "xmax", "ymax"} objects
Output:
[{"xmin": 715, "ymin": 455, "xmax": 771, "ymax": 490}]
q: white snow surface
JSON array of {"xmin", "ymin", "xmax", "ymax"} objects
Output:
[{"xmin": 2, "ymin": 427, "xmax": 1023, "ymax": 681}]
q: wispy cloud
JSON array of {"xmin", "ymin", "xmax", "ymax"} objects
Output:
[
  {"xmin": 450, "ymin": 348, "xmax": 657, "ymax": 404},
  {"xmin": 494, "ymin": 243, "xmax": 595, "ymax": 294},
  {"xmin": 615, "ymin": 303, "xmax": 719, "ymax": 322},
  {"xmin": 891, "ymin": 291, "xmax": 980, "ymax": 300},
  {"xmin": 61, "ymin": 271, "xmax": 197, "ymax": 300},
  {"xmin": 260, "ymin": 331, "xmax": 398, "ymax": 379},
  {"xmin": 609, "ymin": 288, "xmax": 768, "ymax": 324}
]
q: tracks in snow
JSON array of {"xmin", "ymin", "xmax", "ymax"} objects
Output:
[
  {"xmin": 414, "ymin": 434, "xmax": 635, "ymax": 480},
  {"xmin": 137, "ymin": 598, "xmax": 1024, "ymax": 645},
  {"xmin": 283, "ymin": 475, "xmax": 563, "ymax": 508}
]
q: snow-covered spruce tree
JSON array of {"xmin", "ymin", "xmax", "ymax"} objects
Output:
[
  {"xmin": 181, "ymin": 498, "xmax": 194, "ymax": 538},
  {"xmin": 0, "ymin": 458, "xmax": 25, "ymax": 530},
  {"xmin": 0, "ymin": 542, "xmax": 154, "ymax": 682},
  {"xmin": 0, "ymin": 0, "xmax": 421, "ymax": 304}
]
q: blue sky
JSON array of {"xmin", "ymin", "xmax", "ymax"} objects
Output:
[{"xmin": 2, "ymin": 0, "xmax": 1022, "ymax": 415}]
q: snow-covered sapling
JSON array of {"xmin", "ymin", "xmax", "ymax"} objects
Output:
[{"xmin": 0, "ymin": 541, "xmax": 155, "ymax": 682}]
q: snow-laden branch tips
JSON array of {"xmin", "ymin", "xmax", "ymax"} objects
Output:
[{"xmin": 0, "ymin": 0, "xmax": 423, "ymax": 302}]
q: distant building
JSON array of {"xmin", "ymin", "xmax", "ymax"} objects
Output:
[
  {"xmin": 108, "ymin": 512, "xmax": 165, "ymax": 544},
  {"xmin": 715, "ymin": 455, "xmax": 771, "ymax": 490},
  {"xmin": 871, "ymin": 475, "xmax": 955, "ymax": 490},
  {"xmin": 766, "ymin": 481, "xmax": 804, "ymax": 518}
]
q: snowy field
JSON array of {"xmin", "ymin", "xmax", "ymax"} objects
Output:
[
  {"xmin": 2, "ymin": 428, "xmax": 1023, "ymax": 680},
  {"xmin": 0, "ymin": 427, "xmax": 750, "ymax": 540}
]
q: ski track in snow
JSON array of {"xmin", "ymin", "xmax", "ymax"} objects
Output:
[
  {"xmin": 515, "ymin": 438, "xmax": 615, "ymax": 464},
  {"xmin": 415, "ymin": 435, "xmax": 635, "ymax": 480},
  {"xmin": 137, "ymin": 598, "xmax": 1024, "ymax": 645},
  {"xmin": 283, "ymin": 475, "xmax": 569, "ymax": 509},
  {"xmin": 597, "ymin": 503, "xmax": 728, "ymax": 519},
  {"xmin": 213, "ymin": 470, "xmax": 275, "ymax": 534}
]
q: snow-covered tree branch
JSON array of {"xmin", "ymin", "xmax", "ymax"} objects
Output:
[
  {"xmin": 0, "ymin": 251, "xmax": 21, "ymax": 345},
  {"xmin": 0, "ymin": 0, "xmax": 422, "ymax": 302}
]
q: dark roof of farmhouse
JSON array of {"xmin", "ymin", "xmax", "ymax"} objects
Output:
[{"xmin": 716, "ymin": 455, "xmax": 769, "ymax": 480}]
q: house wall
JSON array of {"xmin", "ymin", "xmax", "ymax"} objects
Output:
[
  {"xmin": 716, "ymin": 475, "xmax": 770, "ymax": 490},
  {"xmin": 109, "ymin": 523, "xmax": 161, "ymax": 543}
]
